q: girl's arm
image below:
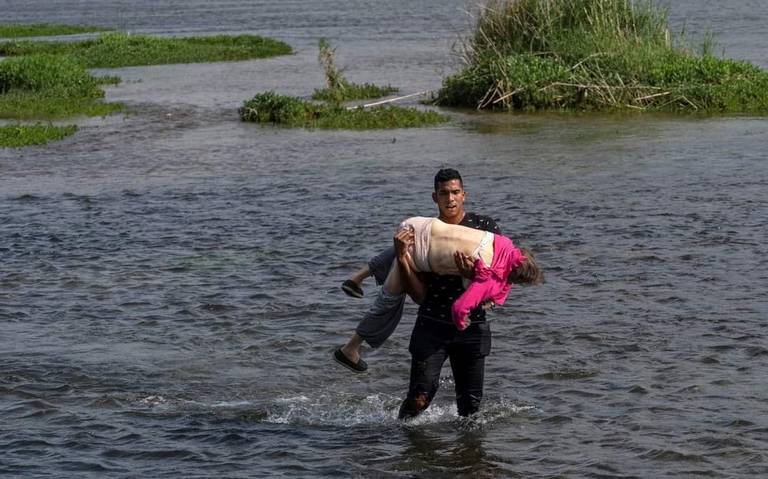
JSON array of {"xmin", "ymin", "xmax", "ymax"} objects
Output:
[
  {"xmin": 451, "ymin": 278, "xmax": 488, "ymax": 330},
  {"xmin": 451, "ymin": 263, "xmax": 513, "ymax": 330}
]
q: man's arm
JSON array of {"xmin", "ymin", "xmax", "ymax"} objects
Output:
[{"xmin": 394, "ymin": 228, "xmax": 426, "ymax": 304}]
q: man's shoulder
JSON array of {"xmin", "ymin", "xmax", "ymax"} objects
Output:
[{"xmin": 462, "ymin": 212, "xmax": 501, "ymax": 233}]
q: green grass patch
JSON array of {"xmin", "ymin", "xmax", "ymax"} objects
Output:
[
  {"xmin": 311, "ymin": 38, "xmax": 398, "ymax": 103},
  {"xmin": 240, "ymin": 91, "xmax": 447, "ymax": 129},
  {"xmin": 0, "ymin": 54, "xmax": 123, "ymax": 119},
  {"xmin": 437, "ymin": 0, "xmax": 768, "ymax": 113},
  {"xmin": 0, "ymin": 90, "xmax": 123, "ymax": 120},
  {"xmin": 0, "ymin": 123, "xmax": 77, "ymax": 147},
  {"xmin": 312, "ymin": 80, "xmax": 398, "ymax": 103},
  {"xmin": 0, "ymin": 23, "xmax": 110, "ymax": 38},
  {"xmin": 0, "ymin": 32, "xmax": 293, "ymax": 68}
]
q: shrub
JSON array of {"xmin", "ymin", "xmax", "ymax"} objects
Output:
[{"xmin": 437, "ymin": 0, "xmax": 768, "ymax": 113}]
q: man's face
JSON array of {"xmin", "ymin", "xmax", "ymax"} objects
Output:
[{"xmin": 432, "ymin": 179, "xmax": 466, "ymax": 224}]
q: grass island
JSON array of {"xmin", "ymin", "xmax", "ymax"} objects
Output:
[
  {"xmin": 0, "ymin": 123, "xmax": 77, "ymax": 148},
  {"xmin": 240, "ymin": 91, "xmax": 446, "ymax": 130},
  {"xmin": 0, "ymin": 32, "xmax": 293, "ymax": 68},
  {"xmin": 437, "ymin": 0, "xmax": 768, "ymax": 113},
  {"xmin": 240, "ymin": 40, "xmax": 445, "ymax": 130},
  {"xmin": 0, "ymin": 23, "xmax": 110, "ymax": 38}
]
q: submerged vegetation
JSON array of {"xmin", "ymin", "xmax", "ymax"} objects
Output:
[
  {"xmin": 0, "ymin": 54, "xmax": 122, "ymax": 119},
  {"xmin": 0, "ymin": 23, "xmax": 110, "ymax": 38},
  {"xmin": 437, "ymin": 0, "xmax": 768, "ymax": 112},
  {"xmin": 311, "ymin": 39, "xmax": 398, "ymax": 103},
  {"xmin": 0, "ymin": 32, "xmax": 293, "ymax": 68},
  {"xmin": 240, "ymin": 91, "xmax": 447, "ymax": 129},
  {"xmin": 0, "ymin": 123, "xmax": 77, "ymax": 148}
]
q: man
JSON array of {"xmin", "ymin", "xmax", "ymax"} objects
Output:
[
  {"xmin": 396, "ymin": 168, "xmax": 500, "ymax": 418},
  {"xmin": 334, "ymin": 169, "xmax": 499, "ymax": 382}
]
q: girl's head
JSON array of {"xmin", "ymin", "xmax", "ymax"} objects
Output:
[{"xmin": 508, "ymin": 247, "xmax": 544, "ymax": 285}]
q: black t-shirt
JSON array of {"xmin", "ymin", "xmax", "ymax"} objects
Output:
[{"xmin": 416, "ymin": 212, "xmax": 501, "ymax": 324}]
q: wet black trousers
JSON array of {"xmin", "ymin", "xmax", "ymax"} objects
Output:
[{"xmin": 399, "ymin": 318, "xmax": 492, "ymax": 419}]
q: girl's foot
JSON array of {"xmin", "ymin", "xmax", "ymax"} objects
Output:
[
  {"xmin": 341, "ymin": 279, "xmax": 364, "ymax": 298},
  {"xmin": 333, "ymin": 347, "xmax": 367, "ymax": 373}
]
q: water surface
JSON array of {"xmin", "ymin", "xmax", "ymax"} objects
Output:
[{"xmin": 2, "ymin": 1, "xmax": 767, "ymax": 477}]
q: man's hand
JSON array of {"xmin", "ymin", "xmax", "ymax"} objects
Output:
[
  {"xmin": 454, "ymin": 251, "xmax": 476, "ymax": 280},
  {"xmin": 394, "ymin": 227, "xmax": 414, "ymax": 261},
  {"xmin": 394, "ymin": 226, "xmax": 425, "ymax": 304}
]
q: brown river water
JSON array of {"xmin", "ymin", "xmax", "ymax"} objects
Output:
[{"xmin": 1, "ymin": 1, "xmax": 767, "ymax": 477}]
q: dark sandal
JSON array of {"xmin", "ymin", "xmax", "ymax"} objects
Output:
[
  {"xmin": 333, "ymin": 347, "xmax": 368, "ymax": 373},
  {"xmin": 341, "ymin": 280, "xmax": 364, "ymax": 299}
]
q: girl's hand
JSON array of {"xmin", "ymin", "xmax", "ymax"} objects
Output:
[{"xmin": 481, "ymin": 300, "xmax": 495, "ymax": 311}]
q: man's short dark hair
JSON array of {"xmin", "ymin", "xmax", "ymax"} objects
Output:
[{"xmin": 434, "ymin": 168, "xmax": 463, "ymax": 191}]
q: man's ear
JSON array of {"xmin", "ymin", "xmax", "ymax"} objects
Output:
[{"xmin": 431, "ymin": 191, "xmax": 437, "ymax": 203}]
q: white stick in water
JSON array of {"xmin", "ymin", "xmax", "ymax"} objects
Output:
[{"xmin": 347, "ymin": 90, "xmax": 432, "ymax": 110}]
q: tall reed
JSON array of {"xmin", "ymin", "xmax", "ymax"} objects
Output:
[{"xmin": 313, "ymin": 39, "xmax": 398, "ymax": 103}]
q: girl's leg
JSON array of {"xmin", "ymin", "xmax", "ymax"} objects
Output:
[
  {"xmin": 337, "ymin": 262, "xmax": 406, "ymax": 369},
  {"xmin": 341, "ymin": 246, "xmax": 396, "ymax": 298},
  {"xmin": 342, "ymin": 266, "xmax": 370, "ymax": 298},
  {"xmin": 349, "ymin": 265, "xmax": 371, "ymax": 285},
  {"xmin": 340, "ymin": 332, "xmax": 365, "ymax": 364},
  {"xmin": 381, "ymin": 260, "xmax": 404, "ymax": 295}
]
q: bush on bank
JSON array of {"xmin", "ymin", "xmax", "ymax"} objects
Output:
[
  {"xmin": 437, "ymin": 0, "xmax": 768, "ymax": 112},
  {"xmin": 0, "ymin": 123, "xmax": 77, "ymax": 148},
  {"xmin": 0, "ymin": 32, "xmax": 293, "ymax": 68},
  {"xmin": 0, "ymin": 54, "xmax": 122, "ymax": 119},
  {"xmin": 239, "ymin": 91, "xmax": 447, "ymax": 129}
]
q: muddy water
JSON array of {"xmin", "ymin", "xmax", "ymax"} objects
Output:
[{"xmin": 2, "ymin": 1, "xmax": 767, "ymax": 477}]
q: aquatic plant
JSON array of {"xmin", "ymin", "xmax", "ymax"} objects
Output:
[
  {"xmin": 437, "ymin": 0, "xmax": 768, "ymax": 112},
  {"xmin": 0, "ymin": 32, "xmax": 293, "ymax": 68},
  {"xmin": 311, "ymin": 38, "xmax": 398, "ymax": 103},
  {"xmin": 318, "ymin": 38, "xmax": 345, "ymax": 91},
  {"xmin": 0, "ymin": 123, "xmax": 77, "ymax": 148},
  {"xmin": 0, "ymin": 54, "xmax": 122, "ymax": 119},
  {"xmin": 0, "ymin": 23, "xmax": 110, "ymax": 38},
  {"xmin": 0, "ymin": 53, "xmax": 102, "ymax": 97},
  {"xmin": 240, "ymin": 91, "xmax": 447, "ymax": 129}
]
